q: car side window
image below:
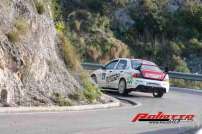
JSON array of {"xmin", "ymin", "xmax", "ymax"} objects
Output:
[
  {"xmin": 105, "ymin": 60, "xmax": 118, "ymax": 70},
  {"xmin": 116, "ymin": 60, "xmax": 127, "ymax": 70},
  {"xmin": 131, "ymin": 60, "xmax": 141, "ymax": 70}
]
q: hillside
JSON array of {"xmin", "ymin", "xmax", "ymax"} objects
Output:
[
  {"xmin": 55, "ymin": 0, "xmax": 202, "ymax": 73},
  {"xmin": 0, "ymin": 0, "xmax": 101, "ymax": 106}
]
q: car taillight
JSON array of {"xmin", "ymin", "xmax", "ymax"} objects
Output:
[
  {"xmin": 164, "ymin": 75, "xmax": 169, "ymax": 81},
  {"xmin": 132, "ymin": 73, "xmax": 141, "ymax": 78}
]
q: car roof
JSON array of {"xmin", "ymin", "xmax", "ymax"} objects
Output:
[
  {"xmin": 114, "ymin": 58, "xmax": 156, "ymax": 66},
  {"xmin": 114, "ymin": 58, "xmax": 129, "ymax": 61},
  {"xmin": 132, "ymin": 59, "xmax": 156, "ymax": 66}
]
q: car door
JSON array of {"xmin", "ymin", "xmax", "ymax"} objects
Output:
[
  {"xmin": 99, "ymin": 60, "xmax": 119, "ymax": 88},
  {"xmin": 108, "ymin": 59, "xmax": 128, "ymax": 89}
]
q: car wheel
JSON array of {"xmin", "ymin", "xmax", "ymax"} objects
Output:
[
  {"xmin": 118, "ymin": 79, "xmax": 128, "ymax": 95},
  {"xmin": 153, "ymin": 90, "xmax": 164, "ymax": 98},
  {"xmin": 91, "ymin": 74, "xmax": 97, "ymax": 84}
]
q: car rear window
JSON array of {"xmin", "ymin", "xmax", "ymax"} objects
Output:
[{"xmin": 141, "ymin": 65, "xmax": 162, "ymax": 72}]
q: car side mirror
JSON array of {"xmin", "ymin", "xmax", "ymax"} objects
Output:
[
  {"xmin": 101, "ymin": 65, "xmax": 106, "ymax": 70},
  {"xmin": 164, "ymin": 67, "xmax": 169, "ymax": 74}
]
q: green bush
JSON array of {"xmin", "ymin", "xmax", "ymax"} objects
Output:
[
  {"xmin": 52, "ymin": 92, "xmax": 72, "ymax": 106},
  {"xmin": 83, "ymin": 80, "xmax": 101, "ymax": 103},
  {"xmin": 187, "ymin": 38, "xmax": 202, "ymax": 54},
  {"xmin": 35, "ymin": 1, "xmax": 45, "ymax": 14},
  {"xmin": 51, "ymin": 0, "xmax": 62, "ymax": 21},
  {"xmin": 169, "ymin": 41, "xmax": 182, "ymax": 56},
  {"xmin": 55, "ymin": 21, "xmax": 65, "ymax": 32},
  {"xmin": 6, "ymin": 31, "xmax": 20, "ymax": 43},
  {"xmin": 93, "ymin": 15, "xmax": 110, "ymax": 31},
  {"xmin": 171, "ymin": 56, "xmax": 190, "ymax": 73},
  {"xmin": 6, "ymin": 18, "xmax": 28, "ymax": 43},
  {"xmin": 15, "ymin": 18, "xmax": 28, "ymax": 34},
  {"xmin": 80, "ymin": 71, "xmax": 102, "ymax": 103}
]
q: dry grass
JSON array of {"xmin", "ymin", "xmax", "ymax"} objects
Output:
[
  {"xmin": 34, "ymin": 0, "xmax": 45, "ymax": 14},
  {"xmin": 170, "ymin": 78, "xmax": 202, "ymax": 90},
  {"xmin": 58, "ymin": 32, "xmax": 81, "ymax": 71},
  {"xmin": 56, "ymin": 26, "xmax": 102, "ymax": 104},
  {"xmin": 52, "ymin": 92, "xmax": 72, "ymax": 106},
  {"xmin": 68, "ymin": 90, "xmax": 83, "ymax": 101},
  {"xmin": 6, "ymin": 18, "xmax": 28, "ymax": 43},
  {"xmin": 86, "ymin": 34, "xmax": 130, "ymax": 63},
  {"xmin": 15, "ymin": 18, "xmax": 28, "ymax": 34}
]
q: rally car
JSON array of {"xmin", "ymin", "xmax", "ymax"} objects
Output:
[{"xmin": 91, "ymin": 58, "xmax": 169, "ymax": 97}]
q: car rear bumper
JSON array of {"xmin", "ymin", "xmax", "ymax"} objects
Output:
[
  {"xmin": 131, "ymin": 85, "xmax": 167, "ymax": 93},
  {"xmin": 127, "ymin": 78, "xmax": 169, "ymax": 93}
]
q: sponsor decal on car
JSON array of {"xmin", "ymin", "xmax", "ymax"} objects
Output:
[
  {"xmin": 127, "ymin": 76, "xmax": 133, "ymax": 84},
  {"xmin": 131, "ymin": 112, "xmax": 195, "ymax": 124},
  {"xmin": 106, "ymin": 73, "xmax": 120, "ymax": 82}
]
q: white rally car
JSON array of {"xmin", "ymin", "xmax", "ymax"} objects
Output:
[{"xmin": 91, "ymin": 58, "xmax": 169, "ymax": 97}]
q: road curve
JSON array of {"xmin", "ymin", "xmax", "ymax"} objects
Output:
[{"xmin": 0, "ymin": 87, "xmax": 202, "ymax": 134}]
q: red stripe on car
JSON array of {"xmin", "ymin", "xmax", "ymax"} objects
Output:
[{"xmin": 141, "ymin": 70, "xmax": 165, "ymax": 80}]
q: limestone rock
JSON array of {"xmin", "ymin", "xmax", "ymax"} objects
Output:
[{"xmin": 0, "ymin": 0, "xmax": 80, "ymax": 106}]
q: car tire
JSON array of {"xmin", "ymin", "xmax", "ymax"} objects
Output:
[
  {"xmin": 118, "ymin": 79, "xmax": 128, "ymax": 96},
  {"xmin": 153, "ymin": 90, "xmax": 164, "ymax": 98},
  {"xmin": 91, "ymin": 74, "xmax": 97, "ymax": 84}
]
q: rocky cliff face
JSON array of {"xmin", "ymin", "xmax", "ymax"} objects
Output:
[{"xmin": 0, "ymin": 0, "xmax": 80, "ymax": 106}]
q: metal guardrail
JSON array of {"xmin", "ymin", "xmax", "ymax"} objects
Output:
[
  {"xmin": 169, "ymin": 72, "xmax": 202, "ymax": 81},
  {"xmin": 82, "ymin": 63, "xmax": 103, "ymax": 70},
  {"xmin": 82, "ymin": 63, "xmax": 202, "ymax": 81}
]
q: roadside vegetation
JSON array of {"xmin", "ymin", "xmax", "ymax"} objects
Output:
[
  {"xmin": 53, "ymin": 0, "xmax": 202, "ymax": 72},
  {"xmin": 51, "ymin": 0, "xmax": 102, "ymax": 105},
  {"xmin": 170, "ymin": 79, "xmax": 202, "ymax": 90},
  {"xmin": 52, "ymin": 92, "xmax": 72, "ymax": 106},
  {"xmin": 50, "ymin": 0, "xmax": 202, "ymax": 92},
  {"xmin": 121, "ymin": 0, "xmax": 202, "ymax": 72},
  {"xmin": 80, "ymin": 71, "xmax": 102, "ymax": 103}
]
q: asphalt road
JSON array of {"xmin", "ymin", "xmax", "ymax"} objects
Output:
[{"xmin": 0, "ymin": 87, "xmax": 202, "ymax": 134}]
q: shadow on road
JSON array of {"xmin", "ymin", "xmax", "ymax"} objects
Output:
[
  {"xmin": 139, "ymin": 127, "xmax": 201, "ymax": 134},
  {"xmin": 102, "ymin": 90, "xmax": 158, "ymax": 106},
  {"xmin": 102, "ymin": 90, "xmax": 154, "ymax": 99}
]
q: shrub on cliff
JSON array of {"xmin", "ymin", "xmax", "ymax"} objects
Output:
[
  {"xmin": 80, "ymin": 71, "xmax": 102, "ymax": 103},
  {"xmin": 57, "ymin": 32, "xmax": 81, "ymax": 71},
  {"xmin": 6, "ymin": 18, "xmax": 28, "ymax": 43},
  {"xmin": 34, "ymin": 0, "xmax": 45, "ymax": 15}
]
